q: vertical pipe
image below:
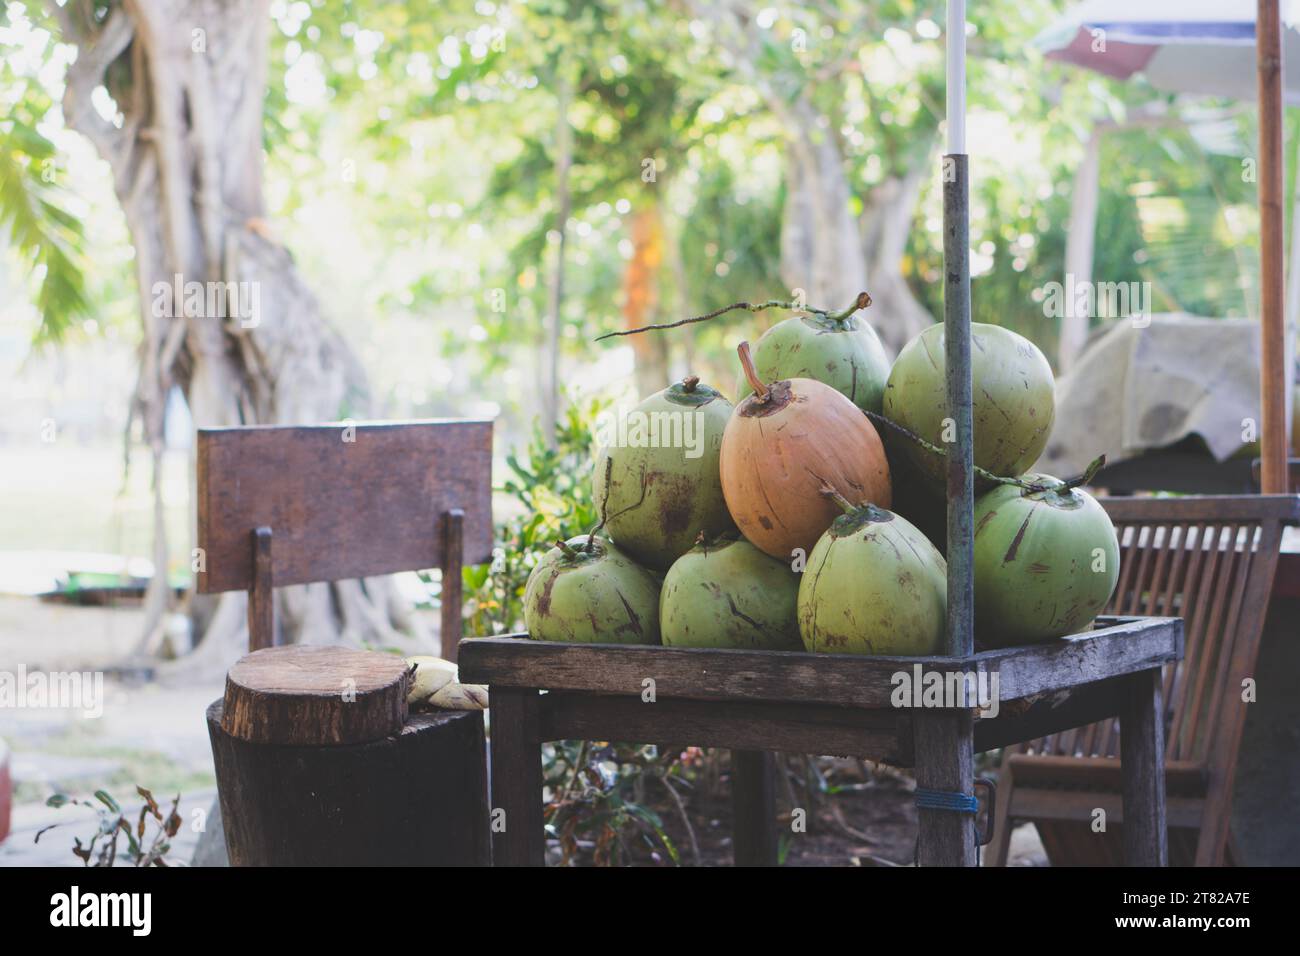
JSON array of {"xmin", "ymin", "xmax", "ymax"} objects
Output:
[
  {"xmin": 914, "ymin": 0, "xmax": 977, "ymax": 867},
  {"xmin": 946, "ymin": 0, "xmax": 966, "ymax": 155},
  {"xmin": 944, "ymin": 157, "xmax": 974, "ymax": 659},
  {"xmin": 1259, "ymin": 0, "xmax": 1288, "ymax": 492},
  {"xmin": 944, "ymin": 0, "xmax": 973, "ymax": 659}
]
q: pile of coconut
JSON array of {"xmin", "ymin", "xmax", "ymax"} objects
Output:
[{"xmin": 524, "ymin": 296, "xmax": 1120, "ymax": 654}]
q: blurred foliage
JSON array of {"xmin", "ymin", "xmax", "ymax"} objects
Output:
[
  {"xmin": 6, "ymin": 0, "xmax": 1290, "ymax": 415},
  {"xmin": 460, "ymin": 391, "xmax": 607, "ymax": 637},
  {"xmin": 0, "ymin": 61, "xmax": 90, "ymax": 342}
]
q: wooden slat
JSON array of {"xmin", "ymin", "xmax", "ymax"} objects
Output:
[
  {"xmin": 536, "ymin": 693, "xmax": 910, "ymax": 763},
  {"xmin": 248, "ymin": 526, "xmax": 274, "ymax": 651},
  {"xmin": 1099, "ymin": 494, "xmax": 1300, "ymax": 523},
  {"xmin": 459, "ymin": 616, "xmax": 1181, "ymax": 709},
  {"xmin": 1169, "ymin": 524, "xmax": 1225, "ymax": 759},
  {"xmin": 1006, "ymin": 754, "xmax": 1207, "ymax": 793},
  {"xmin": 1008, "ymin": 789, "xmax": 1206, "ymax": 831},
  {"xmin": 973, "ymin": 678, "xmax": 1126, "ymax": 754},
  {"xmin": 1179, "ymin": 524, "xmax": 1240, "ymax": 760},
  {"xmin": 196, "ymin": 420, "xmax": 493, "ymax": 593},
  {"xmin": 440, "ymin": 509, "xmax": 465, "ymax": 663}
]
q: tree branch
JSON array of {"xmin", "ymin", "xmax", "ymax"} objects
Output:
[{"xmin": 58, "ymin": 4, "xmax": 134, "ymax": 163}]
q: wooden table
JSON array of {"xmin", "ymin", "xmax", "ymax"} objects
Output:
[{"xmin": 459, "ymin": 614, "xmax": 1183, "ymax": 867}]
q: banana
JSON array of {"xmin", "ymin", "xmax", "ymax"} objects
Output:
[{"xmin": 405, "ymin": 656, "xmax": 488, "ymax": 711}]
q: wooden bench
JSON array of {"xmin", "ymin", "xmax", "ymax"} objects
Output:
[{"xmin": 987, "ymin": 494, "xmax": 1300, "ymax": 866}]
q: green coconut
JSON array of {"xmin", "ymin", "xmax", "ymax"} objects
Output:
[
  {"xmin": 734, "ymin": 312, "xmax": 892, "ymax": 413},
  {"xmin": 660, "ymin": 535, "xmax": 801, "ymax": 650},
  {"xmin": 882, "ymin": 322, "xmax": 1055, "ymax": 493},
  {"xmin": 594, "ymin": 376, "xmax": 734, "ymax": 572},
  {"xmin": 797, "ymin": 502, "xmax": 947, "ymax": 656},
  {"xmin": 523, "ymin": 535, "xmax": 660, "ymax": 644},
  {"xmin": 973, "ymin": 474, "xmax": 1120, "ymax": 646}
]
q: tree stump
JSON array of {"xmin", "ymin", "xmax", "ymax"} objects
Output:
[{"xmin": 208, "ymin": 645, "xmax": 489, "ymax": 866}]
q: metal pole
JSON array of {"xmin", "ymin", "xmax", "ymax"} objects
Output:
[
  {"xmin": 943, "ymin": 0, "xmax": 974, "ymax": 661},
  {"xmin": 1259, "ymin": 0, "xmax": 1288, "ymax": 493},
  {"xmin": 915, "ymin": 0, "xmax": 977, "ymax": 868}
]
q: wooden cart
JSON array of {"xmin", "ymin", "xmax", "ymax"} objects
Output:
[{"xmin": 459, "ymin": 614, "xmax": 1182, "ymax": 867}]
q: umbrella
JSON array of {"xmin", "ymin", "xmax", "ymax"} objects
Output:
[
  {"xmin": 1036, "ymin": 0, "xmax": 1300, "ymax": 104},
  {"xmin": 1036, "ymin": 0, "xmax": 1293, "ymax": 493}
]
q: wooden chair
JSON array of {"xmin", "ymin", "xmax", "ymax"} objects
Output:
[
  {"xmin": 195, "ymin": 419, "xmax": 494, "ymax": 659},
  {"xmin": 987, "ymin": 494, "xmax": 1300, "ymax": 866},
  {"xmin": 195, "ymin": 420, "xmax": 496, "ymax": 865}
]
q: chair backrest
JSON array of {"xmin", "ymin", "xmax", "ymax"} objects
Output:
[
  {"xmin": 1026, "ymin": 495, "xmax": 1299, "ymax": 766},
  {"xmin": 195, "ymin": 420, "xmax": 493, "ymax": 658}
]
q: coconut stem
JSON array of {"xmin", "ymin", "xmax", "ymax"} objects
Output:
[
  {"xmin": 818, "ymin": 484, "xmax": 858, "ymax": 514},
  {"xmin": 594, "ymin": 290, "xmax": 873, "ymax": 341},
  {"xmin": 1063, "ymin": 454, "xmax": 1106, "ymax": 491},
  {"xmin": 737, "ymin": 341, "xmax": 770, "ymax": 402},
  {"xmin": 864, "ymin": 410, "xmax": 1047, "ymax": 492},
  {"xmin": 556, "ymin": 539, "xmax": 580, "ymax": 559},
  {"xmin": 827, "ymin": 291, "xmax": 872, "ymax": 328},
  {"xmin": 682, "ymin": 375, "xmax": 699, "ymax": 392}
]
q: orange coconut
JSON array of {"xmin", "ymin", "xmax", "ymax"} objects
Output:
[{"xmin": 720, "ymin": 342, "xmax": 892, "ymax": 561}]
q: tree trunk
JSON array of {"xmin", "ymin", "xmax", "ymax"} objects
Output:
[
  {"xmin": 858, "ymin": 144, "xmax": 937, "ymax": 356},
  {"xmin": 53, "ymin": 0, "xmax": 431, "ymax": 679},
  {"xmin": 623, "ymin": 199, "xmax": 671, "ymax": 396},
  {"xmin": 697, "ymin": 1, "xmax": 933, "ymax": 354},
  {"xmin": 779, "ymin": 129, "xmax": 869, "ymax": 311}
]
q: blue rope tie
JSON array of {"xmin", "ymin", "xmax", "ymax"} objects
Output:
[
  {"xmin": 914, "ymin": 787, "xmax": 979, "ymax": 814},
  {"xmin": 913, "ymin": 781, "xmax": 996, "ymax": 865}
]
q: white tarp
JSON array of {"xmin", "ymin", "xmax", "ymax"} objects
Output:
[{"xmin": 1039, "ymin": 315, "xmax": 1281, "ymax": 476}]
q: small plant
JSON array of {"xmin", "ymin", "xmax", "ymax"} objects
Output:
[
  {"xmin": 36, "ymin": 787, "xmax": 182, "ymax": 867},
  {"xmin": 544, "ymin": 740, "xmax": 692, "ymax": 866},
  {"xmin": 461, "ymin": 393, "xmax": 608, "ymax": 637}
]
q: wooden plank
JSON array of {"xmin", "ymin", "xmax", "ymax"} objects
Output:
[
  {"xmin": 1009, "ymin": 788, "xmax": 1205, "ymax": 831},
  {"xmin": 440, "ymin": 508, "xmax": 465, "ymax": 663},
  {"xmin": 536, "ymin": 693, "xmax": 910, "ymax": 763},
  {"xmin": 1101, "ymin": 494, "xmax": 1300, "ymax": 523},
  {"xmin": 247, "ymin": 526, "xmax": 274, "ymax": 651},
  {"xmin": 913, "ymin": 710, "xmax": 976, "ymax": 866},
  {"xmin": 984, "ymin": 618, "xmax": 1182, "ymax": 702},
  {"xmin": 1120, "ymin": 667, "xmax": 1168, "ymax": 866},
  {"xmin": 196, "ymin": 420, "xmax": 493, "ymax": 593},
  {"xmin": 973, "ymin": 678, "xmax": 1126, "ymax": 754},
  {"xmin": 1005, "ymin": 754, "xmax": 1207, "ymax": 794},
  {"xmin": 732, "ymin": 751, "xmax": 778, "ymax": 867},
  {"xmin": 487, "ymin": 688, "xmax": 545, "ymax": 866},
  {"xmin": 459, "ymin": 617, "xmax": 1182, "ymax": 708}
]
